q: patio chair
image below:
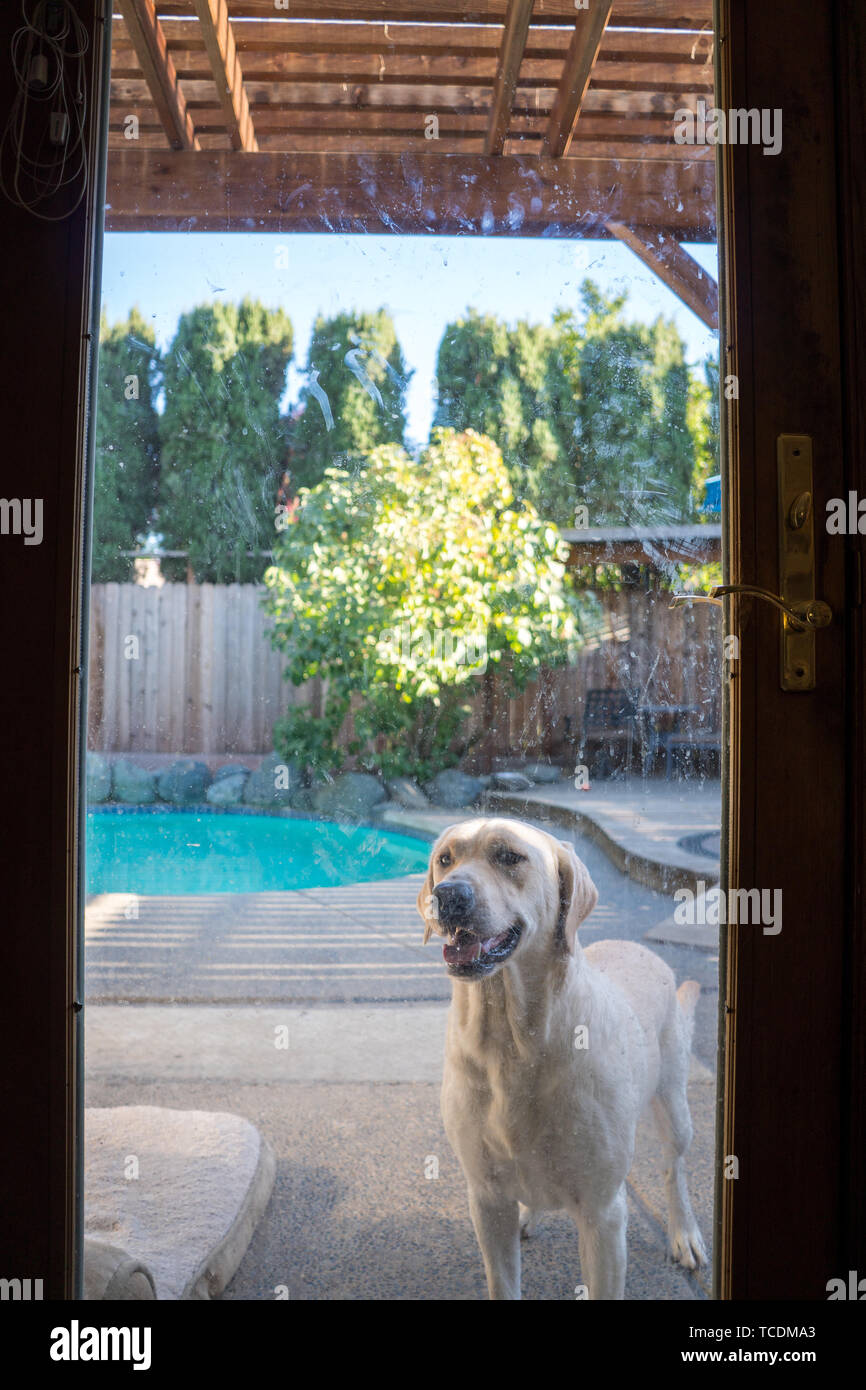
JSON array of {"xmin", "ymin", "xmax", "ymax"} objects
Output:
[
  {"xmin": 578, "ymin": 688, "xmax": 637, "ymax": 778},
  {"xmin": 658, "ymin": 699, "xmax": 722, "ymax": 780}
]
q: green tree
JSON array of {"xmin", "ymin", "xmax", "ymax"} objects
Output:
[
  {"xmin": 289, "ymin": 309, "xmax": 409, "ymax": 491},
  {"xmin": 557, "ymin": 282, "xmax": 698, "ymax": 527},
  {"xmin": 677, "ymin": 353, "xmax": 723, "ymax": 592},
  {"xmin": 91, "ymin": 307, "xmax": 161, "ymax": 582},
  {"xmin": 158, "ymin": 299, "xmax": 293, "ymax": 582},
  {"xmin": 262, "ymin": 428, "xmax": 597, "ymax": 782},
  {"xmin": 645, "ymin": 316, "xmax": 698, "ymax": 522},
  {"xmin": 558, "ymin": 283, "xmax": 654, "ymax": 525},
  {"xmin": 433, "ymin": 309, "xmax": 576, "ymax": 522},
  {"xmin": 687, "ymin": 353, "xmax": 721, "ymax": 515}
]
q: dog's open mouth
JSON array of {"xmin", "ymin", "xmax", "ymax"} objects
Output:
[{"xmin": 443, "ymin": 922, "xmax": 522, "ymax": 976}]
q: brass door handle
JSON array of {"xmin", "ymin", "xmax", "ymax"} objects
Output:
[
  {"xmin": 670, "ymin": 435, "xmax": 830, "ymax": 691},
  {"xmin": 670, "ymin": 584, "xmax": 832, "ymax": 632}
]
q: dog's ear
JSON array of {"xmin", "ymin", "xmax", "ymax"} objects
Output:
[
  {"xmin": 556, "ymin": 839, "xmax": 598, "ymax": 953},
  {"xmin": 416, "ymin": 828, "xmax": 457, "ymax": 944}
]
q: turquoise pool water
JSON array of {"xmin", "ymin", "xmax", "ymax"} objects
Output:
[{"xmin": 86, "ymin": 810, "xmax": 430, "ymax": 894}]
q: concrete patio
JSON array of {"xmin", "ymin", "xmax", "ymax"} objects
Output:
[
  {"xmin": 87, "ymin": 1009, "xmax": 714, "ymax": 1301},
  {"xmin": 84, "ymin": 776, "xmax": 721, "ymax": 1300}
]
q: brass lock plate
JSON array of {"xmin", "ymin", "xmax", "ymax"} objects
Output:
[{"xmin": 777, "ymin": 434, "xmax": 816, "ymax": 690}]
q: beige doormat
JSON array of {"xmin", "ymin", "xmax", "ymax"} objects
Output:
[{"xmin": 84, "ymin": 1106, "xmax": 275, "ymax": 1299}]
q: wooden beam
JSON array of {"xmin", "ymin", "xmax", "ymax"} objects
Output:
[
  {"xmin": 109, "ymin": 130, "xmax": 483, "ymax": 154},
  {"xmin": 110, "ymin": 59, "xmax": 714, "ymax": 97},
  {"xmin": 158, "ymin": 108, "xmax": 697, "ymax": 142},
  {"xmin": 605, "ymin": 221, "xmax": 718, "ymax": 327},
  {"xmin": 544, "ymin": 1, "xmax": 613, "ymax": 157},
  {"xmin": 107, "ymin": 130, "xmax": 715, "ymax": 161},
  {"xmin": 110, "ymin": 90, "xmax": 710, "ymax": 128},
  {"xmin": 115, "ymin": 19, "xmax": 711, "ymax": 65},
  {"xmin": 156, "ymin": 1, "xmax": 712, "ymax": 28},
  {"xmin": 191, "ymin": 0, "xmax": 257, "ymax": 152},
  {"xmin": 104, "ymin": 149, "xmax": 716, "ymax": 238},
  {"xmin": 109, "ymin": 83, "xmax": 711, "ymax": 134},
  {"xmin": 116, "ymin": 0, "xmax": 199, "ymax": 151},
  {"xmin": 485, "ymin": 0, "xmax": 534, "ymax": 156}
]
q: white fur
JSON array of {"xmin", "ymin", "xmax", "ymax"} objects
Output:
[{"xmin": 417, "ymin": 817, "xmax": 707, "ymax": 1300}]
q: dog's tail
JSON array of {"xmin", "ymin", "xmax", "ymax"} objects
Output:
[{"xmin": 676, "ymin": 979, "xmax": 701, "ymax": 1049}]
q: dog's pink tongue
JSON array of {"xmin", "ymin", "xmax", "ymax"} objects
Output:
[{"xmin": 443, "ymin": 936, "xmax": 482, "ymax": 965}]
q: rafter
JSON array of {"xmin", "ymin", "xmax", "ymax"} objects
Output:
[
  {"xmin": 112, "ymin": 19, "xmax": 712, "ymax": 64},
  {"xmin": 485, "ymin": 0, "xmax": 534, "ymax": 156},
  {"xmin": 154, "ymin": 1, "xmax": 712, "ymax": 25},
  {"xmin": 606, "ymin": 221, "xmax": 719, "ymax": 328},
  {"xmin": 191, "ymin": 0, "xmax": 257, "ymax": 152},
  {"xmin": 543, "ymin": 1, "xmax": 612, "ymax": 157},
  {"xmin": 116, "ymin": 0, "xmax": 199, "ymax": 151}
]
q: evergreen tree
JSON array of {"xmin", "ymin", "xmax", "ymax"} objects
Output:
[
  {"xmin": 158, "ymin": 298, "xmax": 293, "ymax": 582},
  {"xmin": 557, "ymin": 283, "xmax": 654, "ymax": 525},
  {"xmin": 433, "ymin": 309, "xmax": 576, "ymax": 522},
  {"xmin": 91, "ymin": 307, "xmax": 160, "ymax": 581},
  {"xmin": 558, "ymin": 281, "xmax": 697, "ymax": 526},
  {"xmin": 289, "ymin": 309, "xmax": 409, "ymax": 491},
  {"xmin": 645, "ymin": 315, "xmax": 698, "ymax": 523}
]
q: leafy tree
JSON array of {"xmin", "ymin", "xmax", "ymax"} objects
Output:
[
  {"xmin": 157, "ymin": 299, "xmax": 293, "ymax": 582},
  {"xmin": 91, "ymin": 308, "xmax": 161, "ymax": 581},
  {"xmin": 262, "ymin": 428, "xmax": 597, "ymax": 782},
  {"xmin": 433, "ymin": 310, "xmax": 576, "ymax": 523},
  {"xmin": 289, "ymin": 309, "xmax": 410, "ymax": 491},
  {"xmin": 677, "ymin": 352, "xmax": 723, "ymax": 592}
]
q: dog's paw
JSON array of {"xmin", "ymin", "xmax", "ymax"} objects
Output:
[
  {"xmin": 669, "ymin": 1225, "xmax": 708, "ymax": 1270},
  {"xmin": 519, "ymin": 1204, "xmax": 540, "ymax": 1240}
]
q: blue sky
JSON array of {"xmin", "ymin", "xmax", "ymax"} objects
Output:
[{"xmin": 101, "ymin": 232, "xmax": 718, "ymax": 448}]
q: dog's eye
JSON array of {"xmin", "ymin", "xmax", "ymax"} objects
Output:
[
  {"xmin": 495, "ymin": 848, "xmax": 526, "ymax": 868},
  {"xmin": 438, "ymin": 851, "xmax": 452, "ymax": 867}
]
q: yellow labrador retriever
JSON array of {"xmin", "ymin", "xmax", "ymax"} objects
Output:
[{"xmin": 416, "ymin": 816, "xmax": 707, "ymax": 1300}]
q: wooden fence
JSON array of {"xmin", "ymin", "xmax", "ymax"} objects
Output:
[{"xmin": 87, "ymin": 583, "xmax": 722, "ymax": 763}]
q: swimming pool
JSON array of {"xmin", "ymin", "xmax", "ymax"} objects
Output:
[{"xmin": 86, "ymin": 809, "xmax": 430, "ymax": 894}]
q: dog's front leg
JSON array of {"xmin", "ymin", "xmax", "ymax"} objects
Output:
[
  {"xmin": 572, "ymin": 1184, "xmax": 628, "ymax": 1300},
  {"xmin": 468, "ymin": 1191, "xmax": 521, "ymax": 1300}
]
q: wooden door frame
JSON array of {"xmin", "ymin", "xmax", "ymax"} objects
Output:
[
  {"xmin": 717, "ymin": 0, "xmax": 866, "ymax": 1296},
  {"xmin": 833, "ymin": 0, "xmax": 866, "ymax": 1277},
  {"xmin": 0, "ymin": 0, "xmax": 109, "ymax": 1298},
  {"xmin": 1, "ymin": 0, "xmax": 864, "ymax": 1300}
]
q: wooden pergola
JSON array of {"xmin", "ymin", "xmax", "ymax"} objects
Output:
[{"xmin": 107, "ymin": 1, "xmax": 718, "ymax": 327}]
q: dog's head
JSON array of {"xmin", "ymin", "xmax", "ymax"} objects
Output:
[{"xmin": 416, "ymin": 817, "xmax": 597, "ymax": 980}]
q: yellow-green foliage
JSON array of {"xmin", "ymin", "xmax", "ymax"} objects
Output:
[{"xmin": 263, "ymin": 428, "xmax": 598, "ymax": 779}]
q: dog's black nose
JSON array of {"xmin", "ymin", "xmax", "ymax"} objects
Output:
[{"xmin": 433, "ymin": 879, "xmax": 475, "ymax": 925}]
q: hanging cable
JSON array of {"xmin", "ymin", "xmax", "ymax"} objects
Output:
[{"xmin": 0, "ymin": 0, "xmax": 90, "ymax": 221}]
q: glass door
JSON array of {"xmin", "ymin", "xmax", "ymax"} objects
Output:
[{"xmin": 85, "ymin": 0, "xmax": 724, "ymax": 1302}]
